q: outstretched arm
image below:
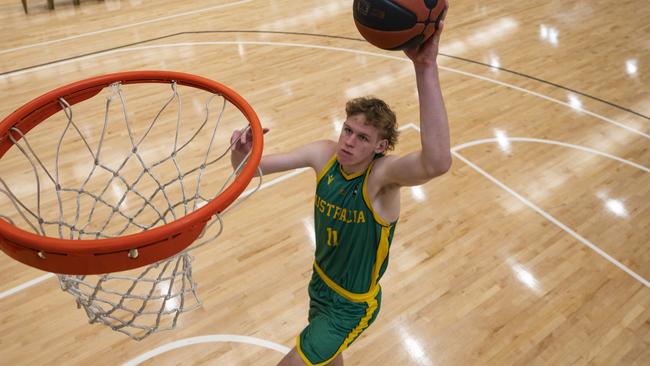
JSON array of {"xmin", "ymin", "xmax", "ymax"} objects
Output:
[
  {"xmin": 230, "ymin": 128, "xmax": 334, "ymax": 176},
  {"xmin": 378, "ymin": 17, "xmax": 452, "ymax": 187}
]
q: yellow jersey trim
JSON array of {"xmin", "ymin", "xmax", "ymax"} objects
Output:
[
  {"xmin": 361, "ymin": 160, "xmax": 391, "ymax": 227},
  {"xmin": 296, "ymin": 336, "xmax": 317, "ymax": 366},
  {"xmin": 338, "ymin": 164, "xmax": 365, "ymax": 180},
  {"xmin": 338, "ymin": 296, "xmax": 378, "ymax": 354},
  {"xmin": 313, "ymin": 262, "xmax": 380, "ymax": 302},
  {"xmin": 370, "ymin": 225, "xmax": 392, "ymax": 290},
  {"xmin": 296, "ymin": 296, "xmax": 378, "ymax": 366},
  {"xmin": 316, "ymin": 154, "xmax": 337, "ymax": 184}
]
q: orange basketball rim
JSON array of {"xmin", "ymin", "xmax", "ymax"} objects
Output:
[{"xmin": 0, "ymin": 71, "xmax": 263, "ymax": 275}]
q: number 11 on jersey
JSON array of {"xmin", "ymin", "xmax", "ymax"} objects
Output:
[{"xmin": 326, "ymin": 227, "xmax": 339, "ymax": 246}]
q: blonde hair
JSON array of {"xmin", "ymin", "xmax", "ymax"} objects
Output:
[{"xmin": 345, "ymin": 97, "xmax": 399, "ymax": 151}]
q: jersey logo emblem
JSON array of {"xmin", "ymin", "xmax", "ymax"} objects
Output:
[{"xmin": 328, "ymin": 175, "xmax": 334, "ymax": 185}]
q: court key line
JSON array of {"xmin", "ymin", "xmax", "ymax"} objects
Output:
[
  {"xmin": 2, "ymin": 40, "xmax": 647, "ymax": 140},
  {"xmin": 122, "ymin": 335, "xmax": 290, "ymax": 366},
  {"xmin": 453, "ymin": 137, "xmax": 650, "ymax": 173},
  {"xmin": 452, "ymin": 150, "xmax": 649, "ymax": 289},
  {"xmin": 0, "ymin": 273, "xmax": 54, "ymax": 300},
  {"xmin": 0, "ymin": 0, "xmax": 253, "ymax": 56},
  {"xmin": 444, "ymin": 131, "xmax": 649, "ymax": 288}
]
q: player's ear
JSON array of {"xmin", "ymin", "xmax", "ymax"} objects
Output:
[{"xmin": 374, "ymin": 139, "xmax": 388, "ymax": 154}]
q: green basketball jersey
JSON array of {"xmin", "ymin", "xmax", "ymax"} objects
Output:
[{"xmin": 313, "ymin": 154, "xmax": 397, "ymax": 298}]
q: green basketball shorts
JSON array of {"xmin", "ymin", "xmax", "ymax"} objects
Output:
[{"xmin": 296, "ymin": 270, "xmax": 382, "ymax": 366}]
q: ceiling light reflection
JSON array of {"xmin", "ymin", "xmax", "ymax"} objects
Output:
[
  {"xmin": 237, "ymin": 43, "xmax": 246, "ymax": 60},
  {"xmin": 158, "ymin": 280, "xmax": 181, "ymax": 312},
  {"xmin": 399, "ymin": 326, "xmax": 432, "ymax": 365},
  {"xmin": 494, "ymin": 129, "xmax": 511, "ymax": 154},
  {"xmin": 625, "ymin": 59, "xmax": 638, "ymax": 76},
  {"xmin": 568, "ymin": 94, "xmax": 582, "ymax": 111},
  {"xmin": 489, "ymin": 55, "xmax": 501, "ymax": 69},
  {"xmin": 111, "ymin": 183, "xmax": 127, "ymax": 207},
  {"xmin": 539, "ymin": 24, "xmax": 559, "ymax": 46},
  {"xmin": 596, "ymin": 192, "xmax": 628, "ymax": 218},
  {"xmin": 303, "ymin": 217, "xmax": 315, "ymax": 247},
  {"xmin": 540, "ymin": 24, "xmax": 548, "ymax": 39},
  {"xmin": 405, "ymin": 338, "xmax": 429, "ymax": 364},
  {"xmin": 410, "ymin": 186, "xmax": 426, "ymax": 202},
  {"xmin": 605, "ymin": 199, "xmax": 628, "ymax": 217},
  {"xmin": 332, "ymin": 118, "xmax": 343, "ymax": 134},
  {"xmin": 507, "ymin": 258, "xmax": 541, "ymax": 295}
]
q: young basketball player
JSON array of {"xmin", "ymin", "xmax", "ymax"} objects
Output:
[{"xmin": 230, "ymin": 20, "xmax": 450, "ymax": 366}]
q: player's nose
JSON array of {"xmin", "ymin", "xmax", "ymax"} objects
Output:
[{"xmin": 344, "ymin": 134, "xmax": 355, "ymax": 147}]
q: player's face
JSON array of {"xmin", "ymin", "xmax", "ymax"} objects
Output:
[{"xmin": 336, "ymin": 114, "xmax": 387, "ymax": 167}]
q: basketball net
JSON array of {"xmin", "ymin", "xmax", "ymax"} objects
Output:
[{"xmin": 0, "ymin": 79, "xmax": 260, "ymax": 340}]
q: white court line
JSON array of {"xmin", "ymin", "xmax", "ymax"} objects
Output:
[
  {"xmin": 1, "ymin": 41, "xmax": 646, "ymax": 139},
  {"xmin": 452, "ymin": 137, "xmax": 650, "ymax": 172},
  {"xmin": 438, "ymin": 68, "xmax": 650, "ymax": 139},
  {"xmin": 0, "ymin": 273, "xmax": 54, "ymax": 300},
  {"xmin": 243, "ymin": 168, "xmax": 310, "ymax": 196},
  {"xmin": 452, "ymin": 151, "xmax": 649, "ymax": 288},
  {"xmin": 410, "ymin": 123, "xmax": 649, "ymax": 287},
  {"xmin": 0, "ymin": 0, "xmax": 253, "ymax": 55},
  {"xmin": 122, "ymin": 334, "xmax": 290, "ymax": 366}
]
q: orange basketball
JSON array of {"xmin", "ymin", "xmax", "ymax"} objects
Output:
[{"xmin": 353, "ymin": 0, "xmax": 447, "ymax": 50}]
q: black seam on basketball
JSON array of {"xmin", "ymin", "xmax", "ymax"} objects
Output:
[
  {"xmin": 1, "ymin": 30, "xmax": 647, "ymax": 121},
  {"xmin": 353, "ymin": 0, "xmax": 417, "ymax": 31}
]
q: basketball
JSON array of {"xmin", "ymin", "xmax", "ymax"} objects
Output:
[{"xmin": 353, "ymin": 0, "xmax": 447, "ymax": 50}]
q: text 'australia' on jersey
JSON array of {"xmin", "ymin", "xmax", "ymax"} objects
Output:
[{"xmin": 313, "ymin": 154, "xmax": 397, "ymax": 296}]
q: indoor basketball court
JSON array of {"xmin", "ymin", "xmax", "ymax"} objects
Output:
[{"xmin": 0, "ymin": 1, "xmax": 648, "ymax": 365}]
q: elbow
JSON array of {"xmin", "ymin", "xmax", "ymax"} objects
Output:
[{"xmin": 423, "ymin": 154, "xmax": 452, "ymax": 178}]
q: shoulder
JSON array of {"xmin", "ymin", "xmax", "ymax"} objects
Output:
[
  {"xmin": 311, "ymin": 139, "xmax": 337, "ymax": 152},
  {"xmin": 370, "ymin": 154, "xmax": 399, "ymax": 175},
  {"xmin": 306, "ymin": 139, "xmax": 336, "ymax": 160},
  {"xmin": 294, "ymin": 140, "xmax": 336, "ymax": 173},
  {"xmin": 306, "ymin": 139, "xmax": 337, "ymax": 172},
  {"xmin": 367, "ymin": 154, "xmax": 400, "ymax": 189}
]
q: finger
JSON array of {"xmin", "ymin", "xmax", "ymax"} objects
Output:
[
  {"xmin": 230, "ymin": 130, "xmax": 242, "ymax": 145},
  {"xmin": 237, "ymin": 128, "xmax": 248, "ymax": 145},
  {"xmin": 248, "ymin": 127, "xmax": 270, "ymax": 138},
  {"xmin": 433, "ymin": 20, "xmax": 445, "ymax": 44},
  {"xmin": 238, "ymin": 127, "xmax": 269, "ymax": 145}
]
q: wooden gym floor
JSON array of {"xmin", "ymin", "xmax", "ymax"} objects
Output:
[{"xmin": 0, "ymin": 0, "xmax": 648, "ymax": 365}]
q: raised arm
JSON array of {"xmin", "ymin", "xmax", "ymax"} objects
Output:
[{"xmin": 377, "ymin": 19, "xmax": 452, "ymax": 187}]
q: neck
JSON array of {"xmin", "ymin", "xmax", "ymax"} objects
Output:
[{"xmin": 340, "ymin": 156, "xmax": 374, "ymax": 175}]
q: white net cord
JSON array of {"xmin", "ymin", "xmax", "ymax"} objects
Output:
[{"xmin": 0, "ymin": 80, "xmax": 261, "ymax": 340}]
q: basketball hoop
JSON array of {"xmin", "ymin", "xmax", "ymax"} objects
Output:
[{"xmin": 0, "ymin": 71, "xmax": 263, "ymax": 339}]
